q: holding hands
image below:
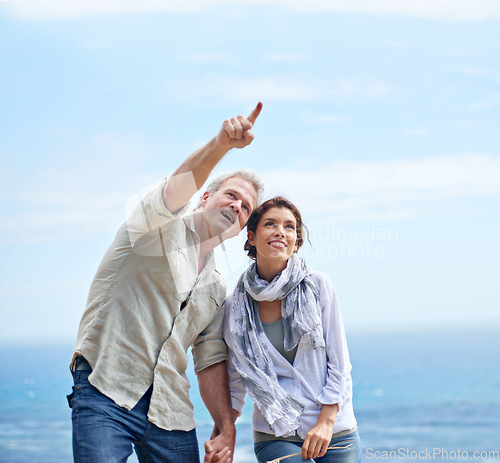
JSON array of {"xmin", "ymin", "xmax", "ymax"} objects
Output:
[{"xmin": 204, "ymin": 421, "xmax": 237, "ymax": 463}]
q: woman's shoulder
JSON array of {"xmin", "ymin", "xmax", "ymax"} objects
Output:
[{"xmin": 309, "ymin": 269, "xmax": 335, "ymax": 291}]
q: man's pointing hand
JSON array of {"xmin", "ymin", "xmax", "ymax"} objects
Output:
[{"xmin": 216, "ymin": 101, "xmax": 263, "ymax": 150}]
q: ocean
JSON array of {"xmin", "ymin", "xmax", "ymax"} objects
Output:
[{"xmin": 1, "ymin": 326, "xmax": 499, "ymax": 463}]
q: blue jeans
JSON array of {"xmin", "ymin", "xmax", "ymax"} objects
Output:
[
  {"xmin": 254, "ymin": 430, "xmax": 361, "ymax": 463},
  {"xmin": 69, "ymin": 370, "xmax": 200, "ymax": 463}
]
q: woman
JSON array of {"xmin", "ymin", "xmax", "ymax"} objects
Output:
[{"xmin": 223, "ymin": 197, "xmax": 360, "ymax": 463}]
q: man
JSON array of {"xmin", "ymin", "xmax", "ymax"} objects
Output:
[{"xmin": 68, "ymin": 102, "xmax": 264, "ymax": 463}]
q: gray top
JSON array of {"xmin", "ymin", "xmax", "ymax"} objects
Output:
[{"xmin": 262, "ymin": 318, "xmax": 298, "ymax": 365}]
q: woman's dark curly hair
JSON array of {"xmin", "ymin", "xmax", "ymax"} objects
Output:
[{"xmin": 244, "ymin": 196, "xmax": 308, "ymax": 260}]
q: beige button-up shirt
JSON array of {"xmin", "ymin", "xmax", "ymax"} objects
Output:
[{"xmin": 71, "ymin": 179, "xmax": 227, "ymax": 431}]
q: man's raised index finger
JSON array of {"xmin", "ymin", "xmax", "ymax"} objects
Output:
[{"xmin": 247, "ymin": 101, "xmax": 263, "ymax": 125}]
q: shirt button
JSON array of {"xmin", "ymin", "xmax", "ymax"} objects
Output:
[{"xmin": 145, "ymin": 379, "xmax": 151, "ymax": 385}]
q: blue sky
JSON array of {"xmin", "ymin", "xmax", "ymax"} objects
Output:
[{"xmin": 1, "ymin": 1, "xmax": 499, "ymax": 342}]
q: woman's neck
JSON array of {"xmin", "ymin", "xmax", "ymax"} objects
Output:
[{"xmin": 255, "ymin": 257, "xmax": 288, "ymax": 283}]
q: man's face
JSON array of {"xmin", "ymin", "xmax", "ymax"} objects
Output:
[{"xmin": 200, "ymin": 177, "xmax": 258, "ymax": 239}]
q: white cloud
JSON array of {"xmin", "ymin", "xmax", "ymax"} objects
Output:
[
  {"xmin": 404, "ymin": 127, "xmax": 430, "ymax": 136},
  {"xmin": 470, "ymin": 101, "xmax": 494, "ymax": 110},
  {"xmin": 2, "ymin": 150, "xmax": 499, "ymax": 244},
  {"xmin": 170, "ymin": 76, "xmax": 316, "ymax": 105},
  {"xmin": 80, "ymin": 38, "xmax": 113, "ymax": 49},
  {"xmin": 459, "ymin": 67, "xmax": 500, "ymax": 87},
  {"xmin": 381, "ymin": 39, "xmax": 411, "ymax": 49},
  {"xmin": 309, "ymin": 113, "xmax": 348, "ymax": 124},
  {"xmin": 259, "ymin": 153, "xmax": 500, "ymax": 221},
  {"xmin": 0, "ymin": 134, "xmax": 165, "ymax": 244},
  {"xmin": 462, "ymin": 67, "xmax": 492, "ymax": 77},
  {"xmin": 0, "ymin": 281, "xmax": 88, "ymax": 293},
  {"xmin": 3, "ymin": 0, "xmax": 500, "ymax": 21},
  {"xmin": 181, "ymin": 53, "xmax": 229, "ymax": 64},
  {"xmin": 266, "ymin": 53, "xmax": 309, "ymax": 63},
  {"xmin": 170, "ymin": 76, "xmax": 393, "ymax": 105}
]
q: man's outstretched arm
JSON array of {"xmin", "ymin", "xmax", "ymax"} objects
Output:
[
  {"xmin": 163, "ymin": 102, "xmax": 263, "ymax": 213},
  {"xmin": 198, "ymin": 361, "xmax": 236, "ymax": 463}
]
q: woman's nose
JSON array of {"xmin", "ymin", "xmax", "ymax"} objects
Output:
[{"xmin": 274, "ymin": 225, "xmax": 285, "ymax": 236}]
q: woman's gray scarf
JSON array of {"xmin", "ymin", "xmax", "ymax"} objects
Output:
[{"xmin": 226, "ymin": 254, "xmax": 324, "ymax": 437}]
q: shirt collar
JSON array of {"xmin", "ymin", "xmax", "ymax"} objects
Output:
[{"xmin": 183, "ymin": 211, "xmax": 219, "ymax": 276}]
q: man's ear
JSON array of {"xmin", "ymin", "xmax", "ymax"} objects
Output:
[
  {"xmin": 200, "ymin": 191, "xmax": 210, "ymax": 207},
  {"xmin": 247, "ymin": 230, "xmax": 255, "ymax": 246}
]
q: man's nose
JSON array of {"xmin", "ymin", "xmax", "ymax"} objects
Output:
[{"xmin": 230, "ymin": 200, "xmax": 242, "ymax": 214}]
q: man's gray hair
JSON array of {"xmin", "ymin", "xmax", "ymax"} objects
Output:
[{"xmin": 197, "ymin": 169, "xmax": 264, "ymax": 208}]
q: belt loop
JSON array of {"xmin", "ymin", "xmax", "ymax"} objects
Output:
[{"xmin": 70, "ymin": 356, "xmax": 78, "ymax": 372}]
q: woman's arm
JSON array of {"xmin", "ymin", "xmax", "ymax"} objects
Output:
[
  {"xmin": 302, "ymin": 403, "xmax": 339, "ymax": 459},
  {"xmin": 301, "ymin": 272, "xmax": 352, "ymax": 458},
  {"xmin": 313, "ymin": 271, "xmax": 352, "ymax": 409}
]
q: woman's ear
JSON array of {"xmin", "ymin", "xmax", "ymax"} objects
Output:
[{"xmin": 247, "ymin": 230, "xmax": 255, "ymax": 246}]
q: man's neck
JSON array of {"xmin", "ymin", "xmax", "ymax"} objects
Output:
[{"xmin": 193, "ymin": 207, "xmax": 223, "ymax": 274}]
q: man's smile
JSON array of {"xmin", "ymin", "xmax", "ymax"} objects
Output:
[{"xmin": 221, "ymin": 209, "xmax": 236, "ymax": 224}]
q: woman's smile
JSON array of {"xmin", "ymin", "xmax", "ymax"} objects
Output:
[{"xmin": 268, "ymin": 240, "xmax": 287, "ymax": 248}]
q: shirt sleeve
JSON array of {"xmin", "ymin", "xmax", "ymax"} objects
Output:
[
  {"xmin": 312, "ymin": 272, "xmax": 352, "ymax": 415},
  {"xmin": 126, "ymin": 178, "xmax": 191, "ymax": 247},
  {"xmin": 192, "ymin": 308, "xmax": 228, "ymax": 374}
]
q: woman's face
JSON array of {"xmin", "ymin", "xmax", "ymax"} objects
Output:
[{"xmin": 247, "ymin": 207, "xmax": 298, "ymax": 267}]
